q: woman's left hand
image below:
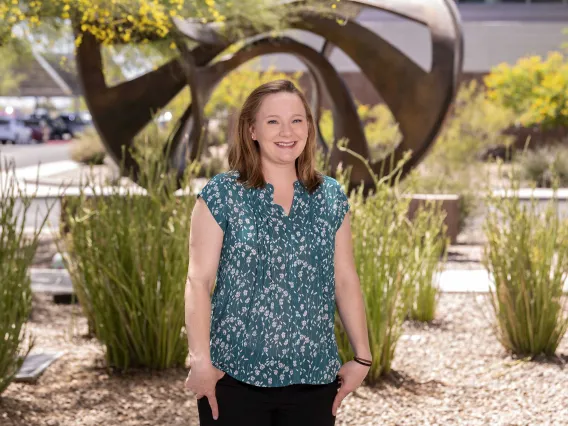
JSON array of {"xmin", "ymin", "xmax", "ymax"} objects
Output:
[{"xmin": 332, "ymin": 360, "xmax": 371, "ymax": 416}]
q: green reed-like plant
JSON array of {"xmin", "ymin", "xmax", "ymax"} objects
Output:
[
  {"xmin": 406, "ymin": 203, "xmax": 448, "ymax": 322},
  {"xmin": 482, "ymin": 162, "xmax": 568, "ymax": 357},
  {"xmin": 332, "ymin": 140, "xmax": 448, "ymax": 382},
  {"xmin": 0, "ymin": 157, "xmax": 53, "ymax": 394},
  {"xmin": 60, "ymin": 129, "xmax": 201, "ymax": 371}
]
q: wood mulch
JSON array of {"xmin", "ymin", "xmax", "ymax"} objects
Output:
[{"xmin": 2, "ymin": 292, "xmax": 568, "ymax": 425}]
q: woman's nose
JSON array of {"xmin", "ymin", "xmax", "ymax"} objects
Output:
[{"xmin": 279, "ymin": 123, "xmax": 293, "ymax": 136}]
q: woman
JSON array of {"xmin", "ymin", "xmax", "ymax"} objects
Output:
[{"xmin": 184, "ymin": 79, "xmax": 372, "ymax": 425}]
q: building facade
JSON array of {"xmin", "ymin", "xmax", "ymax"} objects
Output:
[{"xmin": 255, "ymin": 2, "xmax": 568, "ymax": 104}]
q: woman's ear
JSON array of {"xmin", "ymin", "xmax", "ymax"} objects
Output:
[{"xmin": 249, "ymin": 124, "xmax": 256, "ymax": 141}]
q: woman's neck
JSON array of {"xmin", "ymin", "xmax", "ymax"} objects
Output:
[{"xmin": 262, "ymin": 166, "xmax": 298, "ymax": 185}]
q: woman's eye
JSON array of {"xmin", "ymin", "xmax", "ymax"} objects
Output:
[
  {"xmin": 268, "ymin": 119, "xmax": 277, "ymax": 124},
  {"xmin": 293, "ymin": 119, "xmax": 303, "ymax": 123}
]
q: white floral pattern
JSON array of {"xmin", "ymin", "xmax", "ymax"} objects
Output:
[{"xmin": 197, "ymin": 170, "xmax": 350, "ymax": 387}]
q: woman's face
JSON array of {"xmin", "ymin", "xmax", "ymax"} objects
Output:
[{"xmin": 250, "ymin": 92, "xmax": 309, "ymax": 170}]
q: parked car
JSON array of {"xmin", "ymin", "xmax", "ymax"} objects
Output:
[
  {"xmin": 22, "ymin": 118, "xmax": 46, "ymax": 143},
  {"xmin": 58, "ymin": 113, "xmax": 91, "ymax": 136},
  {"xmin": 0, "ymin": 116, "xmax": 33, "ymax": 144},
  {"xmin": 27, "ymin": 114, "xmax": 73, "ymax": 141}
]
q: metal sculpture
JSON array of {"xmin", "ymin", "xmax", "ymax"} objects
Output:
[{"xmin": 75, "ymin": 0, "xmax": 463, "ymax": 193}]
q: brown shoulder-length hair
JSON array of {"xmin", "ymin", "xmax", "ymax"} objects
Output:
[{"xmin": 227, "ymin": 79, "xmax": 324, "ymax": 194}]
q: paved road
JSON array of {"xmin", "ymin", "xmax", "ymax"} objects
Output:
[
  {"xmin": 0, "ymin": 141, "xmax": 71, "ymax": 169},
  {"xmin": 1, "ymin": 143, "xmax": 72, "ymax": 232}
]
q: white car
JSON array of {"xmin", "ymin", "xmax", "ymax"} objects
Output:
[{"xmin": 0, "ymin": 116, "xmax": 33, "ymax": 144}]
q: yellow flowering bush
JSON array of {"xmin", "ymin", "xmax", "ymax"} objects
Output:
[{"xmin": 485, "ymin": 52, "xmax": 568, "ymax": 129}]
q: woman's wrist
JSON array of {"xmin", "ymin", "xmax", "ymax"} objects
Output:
[
  {"xmin": 353, "ymin": 355, "xmax": 372, "ymax": 367},
  {"xmin": 189, "ymin": 353, "xmax": 212, "ymax": 368},
  {"xmin": 354, "ymin": 351, "xmax": 372, "ymax": 361}
]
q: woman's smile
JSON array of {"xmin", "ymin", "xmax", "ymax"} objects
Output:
[{"xmin": 275, "ymin": 141, "xmax": 297, "ymax": 148}]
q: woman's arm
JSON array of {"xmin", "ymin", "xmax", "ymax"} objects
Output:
[
  {"xmin": 334, "ymin": 214, "xmax": 372, "ymax": 360},
  {"xmin": 185, "ymin": 197, "xmax": 224, "ymax": 367},
  {"xmin": 332, "ymin": 213, "xmax": 372, "ymax": 416}
]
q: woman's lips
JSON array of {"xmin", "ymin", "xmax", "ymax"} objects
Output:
[{"xmin": 275, "ymin": 141, "xmax": 297, "ymax": 148}]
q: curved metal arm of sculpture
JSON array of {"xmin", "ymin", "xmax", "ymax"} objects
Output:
[
  {"xmin": 292, "ymin": 0, "xmax": 463, "ymax": 193},
  {"xmin": 75, "ymin": 30, "xmax": 228, "ymax": 181},
  {"xmin": 312, "ymin": 5, "xmax": 363, "ymax": 156},
  {"xmin": 74, "ymin": 0, "xmax": 462, "ymax": 193},
  {"xmin": 170, "ymin": 35, "xmax": 368, "ymax": 186}
]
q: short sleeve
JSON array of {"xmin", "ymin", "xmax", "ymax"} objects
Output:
[
  {"xmin": 333, "ymin": 181, "xmax": 351, "ymax": 233},
  {"xmin": 197, "ymin": 173, "xmax": 228, "ymax": 233}
]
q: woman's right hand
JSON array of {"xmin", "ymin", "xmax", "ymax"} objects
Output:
[{"xmin": 184, "ymin": 361, "xmax": 226, "ymax": 420}]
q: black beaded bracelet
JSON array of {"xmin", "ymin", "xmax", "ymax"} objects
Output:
[{"xmin": 353, "ymin": 356, "xmax": 372, "ymax": 367}]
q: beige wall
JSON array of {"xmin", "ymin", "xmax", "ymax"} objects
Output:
[{"xmin": 254, "ymin": 21, "xmax": 566, "ymax": 74}]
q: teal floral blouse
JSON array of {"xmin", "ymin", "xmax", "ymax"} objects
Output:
[{"xmin": 197, "ymin": 170, "xmax": 350, "ymax": 387}]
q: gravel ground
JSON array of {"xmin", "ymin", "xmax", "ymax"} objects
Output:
[{"xmin": 2, "ymin": 292, "xmax": 568, "ymax": 426}]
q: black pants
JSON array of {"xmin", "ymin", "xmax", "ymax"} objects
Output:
[{"xmin": 197, "ymin": 373, "xmax": 340, "ymax": 426}]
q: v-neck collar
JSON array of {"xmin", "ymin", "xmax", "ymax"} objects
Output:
[
  {"xmin": 229, "ymin": 170, "xmax": 306, "ymax": 219},
  {"xmin": 264, "ymin": 181, "xmax": 302, "ymax": 218}
]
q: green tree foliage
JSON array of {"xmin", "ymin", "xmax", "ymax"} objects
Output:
[
  {"xmin": 0, "ymin": 46, "xmax": 23, "ymax": 95},
  {"xmin": 0, "ymin": 38, "xmax": 33, "ymax": 96}
]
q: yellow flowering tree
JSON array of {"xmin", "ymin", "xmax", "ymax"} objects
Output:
[
  {"xmin": 0, "ymin": 0, "xmax": 333, "ymax": 47},
  {"xmin": 484, "ymin": 52, "xmax": 568, "ymax": 129}
]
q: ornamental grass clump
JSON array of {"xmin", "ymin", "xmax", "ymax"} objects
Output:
[
  {"xmin": 406, "ymin": 204, "xmax": 448, "ymax": 322},
  {"xmin": 0, "ymin": 157, "xmax": 52, "ymax": 394},
  {"xmin": 482, "ymin": 163, "xmax": 568, "ymax": 357},
  {"xmin": 332, "ymin": 141, "xmax": 448, "ymax": 383},
  {"xmin": 60, "ymin": 129, "xmax": 201, "ymax": 371}
]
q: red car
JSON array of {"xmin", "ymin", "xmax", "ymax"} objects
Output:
[{"xmin": 22, "ymin": 118, "xmax": 46, "ymax": 143}]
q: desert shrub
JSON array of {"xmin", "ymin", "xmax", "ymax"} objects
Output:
[
  {"xmin": 197, "ymin": 152, "xmax": 227, "ymax": 179},
  {"xmin": 60, "ymin": 128, "xmax": 201, "ymax": 370},
  {"xmin": 518, "ymin": 143, "xmax": 568, "ymax": 188},
  {"xmin": 485, "ymin": 52, "xmax": 568, "ymax": 129},
  {"xmin": 70, "ymin": 128, "xmax": 106, "ymax": 165},
  {"xmin": 0, "ymin": 157, "xmax": 52, "ymax": 394},
  {"xmin": 319, "ymin": 103, "xmax": 401, "ymax": 163},
  {"xmin": 482, "ymin": 163, "xmax": 568, "ymax": 356},
  {"xmin": 404, "ymin": 80, "xmax": 515, "ymax": 233},
  {"xmin": 332, "ymin": 143, "xmax": 448, "ymax": 383}
]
